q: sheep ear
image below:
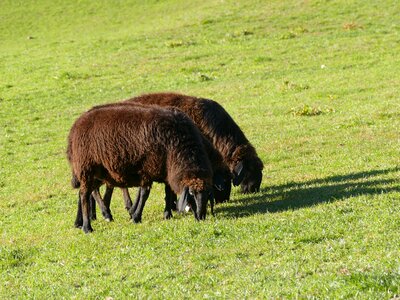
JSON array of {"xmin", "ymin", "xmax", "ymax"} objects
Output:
[
  {"xmin": 232, "ymin": 161, "xmax": 245, "ymax": 186},
  {"xmin": 212, "ymin": 173, "xmax": 225, "ymax": 191},
  {"xmin": 177, "ymin": 187, "xmax": 190, "ymax": 212}
]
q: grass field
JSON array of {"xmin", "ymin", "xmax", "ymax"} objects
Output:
[{"xmin": 1, "ymin": 0, "xmax": 399, "ymax": 298}]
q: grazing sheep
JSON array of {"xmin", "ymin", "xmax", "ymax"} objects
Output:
[
  {"xmin": 67, "ymin": 104, "xmax": 214, "ymax": 233},
  {"xmin": 126, "ymin": 93, "xmax": 264, "ymax": 193},
  {"xmin": 73, "ymin": 102, "xmax": 231, "ymax": 224}
]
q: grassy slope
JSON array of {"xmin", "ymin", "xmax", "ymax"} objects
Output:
[{"xmin": 0, "ymin": 0, "xmax": 399, "ymax": 298}]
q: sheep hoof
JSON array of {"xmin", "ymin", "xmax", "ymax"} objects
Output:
[
  {"xmin": 132, "ymin": 214, "xmax": 142, "ymax": 223},
  {"xmin": 102, "ymin": 211, "xmax": 113, "ymax": 222},
  {"xmin": 82, "ymin": 225, "xmax": 94, "ymax": 234},
  {"xmin": 164, "ymin": 211, "xmax": 173, "ymax": 220},
  {"xmin": 74, "ymin": 220, "xmax": 83, "ymax": 228}
]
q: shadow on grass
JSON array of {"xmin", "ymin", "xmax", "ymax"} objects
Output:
[{"xmin": 218, "ymin": 167, "xmax": 400, "ymax": 218}]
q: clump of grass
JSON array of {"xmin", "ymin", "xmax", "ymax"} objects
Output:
[
  {"xmin": 254, "ymin": 56, "xmax": 273, "ymax": 63},
  {"xmin": 197, "ymin": 73, "xmax": 214, "ymax": 82},
  {"xmin": 241, "ymin": 29, "xmax": 254, "ymax": 36},
  {"xmin": 290, "ymin": 104, "xmax": 335, "ymax": 116},
  {"xmin": 0, "ymin": 247, "xmax": 28, "ymax": 269},
  {"xmin": 294, "ymin": 26, "xmax": 308, "ymax": 34},
  {"xmin": 280, "ymin": 31, "xmax": 297, "ymax": 39},
  {"xmin": 280, "ymin": 80, "xmax": 310, "ymax": 92},
  {"xmin": 226, "ymin": 29, "xmax": 254, "ymax": 38},
  {"xmin": 184, "ymin": 72, "xmax": 215, "ymax": 83},
  {"xmin": 280, "ymin": 26, "xmax": 308, "ymax": 39},
  {"xmin": 200, "ymin": 18, "xmax": 216, "ymax": 25},
  {"xmin": 165, "ymin": 40, "xmax": 195, "ymax": 48},
  {"xmin": 343, "ymin": 22, "xmax": 363, "ymax": 30},
  {"xmin": 328, "ymin": 94, "xmax": 338, "ymax": 101},
  {"xmin": 56, "ymin": 71, "xmax": 90, "ymax": 80}
]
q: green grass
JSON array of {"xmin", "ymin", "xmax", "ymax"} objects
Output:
[{"xmin": 1, "ymin": 0, "xmax": 399, "ymax": 298}]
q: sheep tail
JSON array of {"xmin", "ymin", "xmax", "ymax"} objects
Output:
[{"xmin": 71, "ymin": 173, "xmax": 80, "ymax": 189}]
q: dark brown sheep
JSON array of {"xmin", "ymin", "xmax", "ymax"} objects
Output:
[
  {"xmin": 67, "ymin": 104, "xmax": 214, "ymax": 233},
  {"xmin": 126, "ymin": 93, "xmax": 264, "ymax": 193},
  {"xmin": 73, "ymin": 102, "xmax": 231, "ymax": 225}
]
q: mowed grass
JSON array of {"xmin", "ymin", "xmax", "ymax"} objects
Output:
[{"xmin": 0, "ymin": 0, "xmax": 399, "ymax": 298}]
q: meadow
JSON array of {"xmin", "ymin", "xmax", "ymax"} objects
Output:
[{"xmin": 0, "ymin": 0, "xmax": 399, "ymax": 298}]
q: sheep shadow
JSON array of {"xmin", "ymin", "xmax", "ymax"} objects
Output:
[{"xmin": 217, "ymin": 167, "xmax": 400, "ymax": 218}]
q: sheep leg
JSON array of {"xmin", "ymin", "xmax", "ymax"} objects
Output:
[
  {"xmin": 80, "ymin": 186, "xmax": 94, "ymax": 233},
  {"xmin": 129, "ymin": 189, "xmax": 141, "ymax": 217},
  {"xmin": 74, "ymin": 190, "xmax": 97, "ymax": 227},
  {"xmin": 130, "ymin": 186, "xmax": 151, "ymax": 223},
  {"xmin": 163, "ymin": 185, "xmax": 176, "ymax": 220},
  {"xmin": 74, "ymin": 192, "xmax": 83, "ymax": 228},
  {"xmin": 121, "ymin": 188, "xmax": 133, "ymax": 211},
  {"xmin": 102, "ymin": 186, "xmax": 114, "ymax": 210},
  {"xmin": 91, "ymin": 188, "xmax": 113, "ymax": 222},
  {"xmin": 89, "ymin": 193, "xmax": 97, "ymax": 220},
  {"xmin": 170, "ymin": 185, "xmax": 178, "ymax": 212}
]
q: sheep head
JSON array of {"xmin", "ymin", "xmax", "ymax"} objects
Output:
[
  {"xmin": 178, "ymin": 178, "xmax": 213, "ymax": 220},
  {"xmin": 239, "ymin": 157, "xmax": 264, "ymax": 193},
  {"xmin": 231, "ymin": 145, "xmax": 264, "ymax": 193}
]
